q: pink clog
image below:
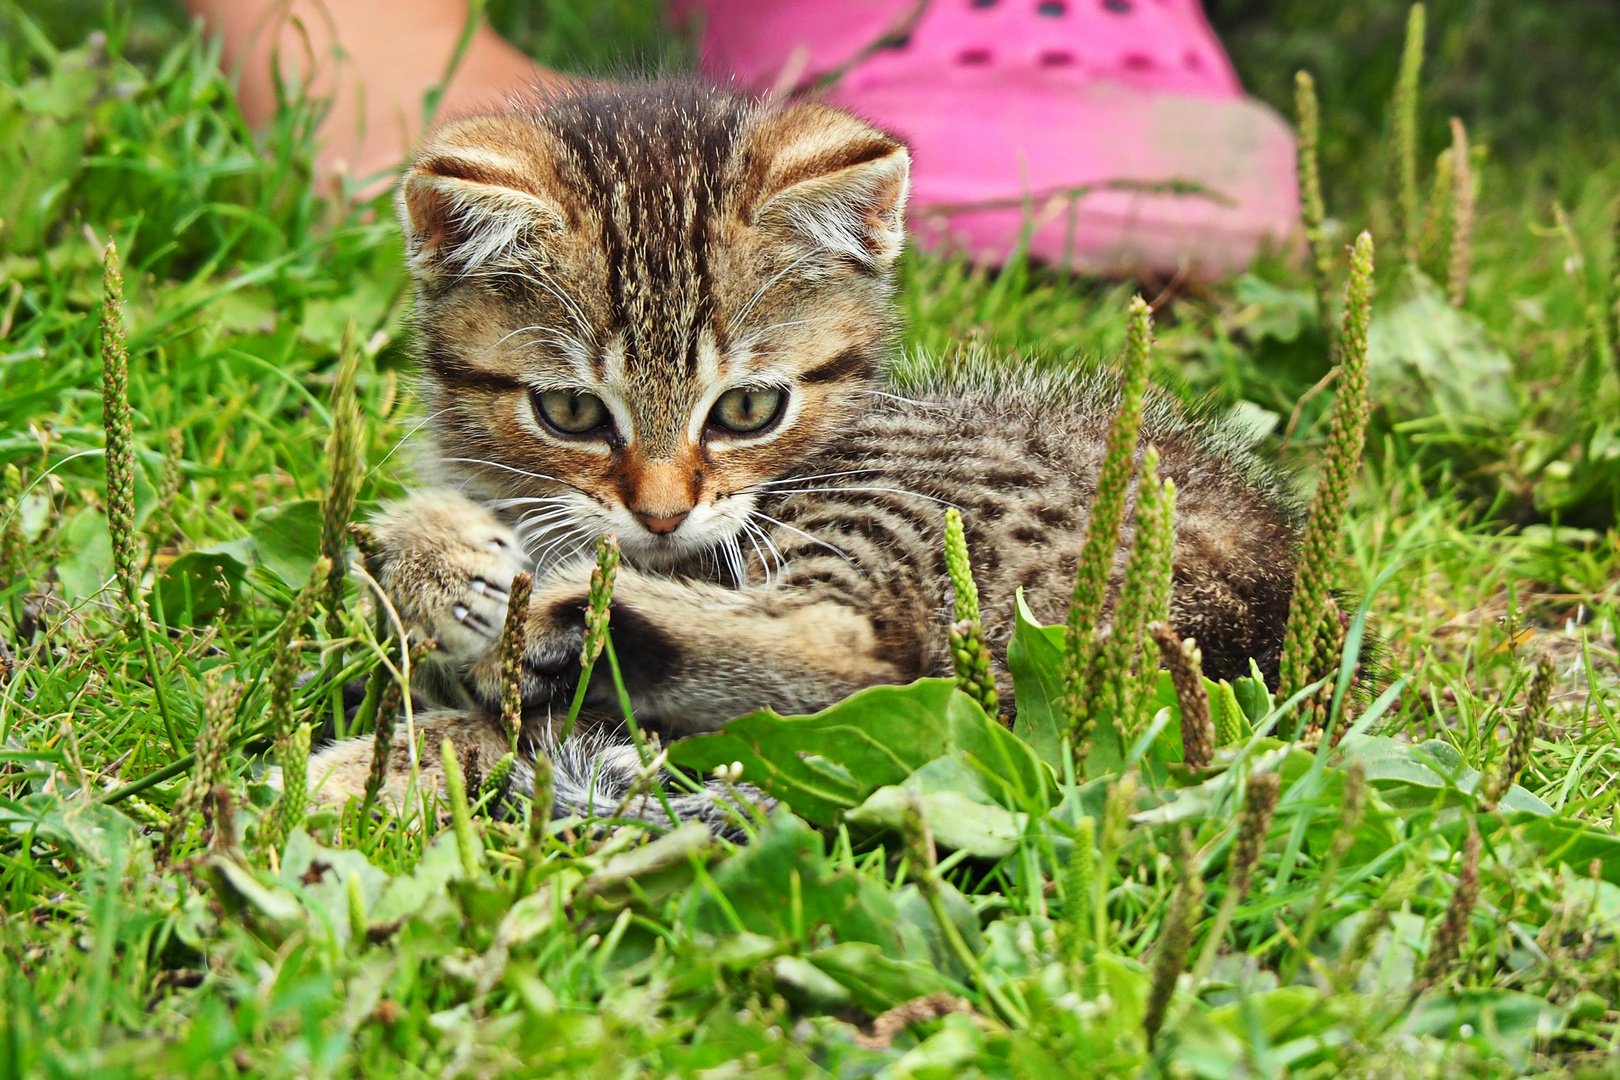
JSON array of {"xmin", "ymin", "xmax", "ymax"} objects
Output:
[{"xmin": 672, "ymin": 0, "xmax": 1300, "ymax": 276}]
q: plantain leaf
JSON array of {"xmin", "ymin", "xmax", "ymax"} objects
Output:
[
  {"xmin": 248, "ymin": 498, "xmax": 323, "ymax": 588},
  {"xmin": 1007, "ymin": 587, "xmax": 1068, "ymax": 767},
  {"xmin": 667, "ymin": 679, "xmax": 1048, "ymax": 826},
  {"xmin": 150, "ymin": 550, "xmax": 246, "ymax": 626},
  {"xmin": 683, "ymin": 809, "xmax": 904, "ymax": 953}
]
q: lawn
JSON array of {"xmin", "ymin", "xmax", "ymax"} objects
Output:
[{"xmin": 2, "ymin": 2, "xmax": 1619, "ymax": 1077}]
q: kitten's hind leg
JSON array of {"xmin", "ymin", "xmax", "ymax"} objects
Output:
[
  {"xmin": 305, "ymin": 709, "xmax": 761, "ymax": 830},
  {"xmin": 306, "ymin": 709, "xmax": 516, "ymax": 812}
]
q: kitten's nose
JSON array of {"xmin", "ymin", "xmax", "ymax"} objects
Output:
[{"xmin": 634, "ymin": 510, "xmax": 689, "ymax": 535}]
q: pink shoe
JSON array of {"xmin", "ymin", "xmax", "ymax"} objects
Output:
[{"xmin": 673, "ymin": 0, "xmax": 1300, "ymax": 276}]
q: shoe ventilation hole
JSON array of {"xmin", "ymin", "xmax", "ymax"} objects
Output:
[
  {"xmin": 1103, "ymin": 0, "xmax": 1133, "ymax": 12},
  {"xmin": 1122, "ymin": 51, "xmax": 1154, "ymax": 70},
  {"xmin": 1183, "ymin": 50, "xmax": 1202, "ymax": 70},
  {"xmin": 1036, "ymin": 1, "xmax": 1068, "ymax": 14},
  {"xmin": 1040, "ymin": 49, "xmax": 1076, "ymax": 66},
  {"xmin": 957, "ymin": 47, "xmax": 993, "ymax": 65},
  {"xmin": 969, "ymin": 0, "xmax": 997, "ymax": 8}
]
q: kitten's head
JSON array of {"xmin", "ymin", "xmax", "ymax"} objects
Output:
[{"xmin": 398, "ymin": 82, "xmax": 909, "ymax": 570}]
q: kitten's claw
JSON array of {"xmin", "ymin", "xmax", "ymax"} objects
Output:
[
  {"xmin": 469, "ymin": 577, "xmax": 506, "ymax": 599},
  {"xmin": 452, "ymin": 602, "xmax": 497, "ymax": 635}
]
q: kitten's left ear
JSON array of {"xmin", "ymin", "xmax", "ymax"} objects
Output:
[{"xmin": 748, "ymin": 104, "xmax": 911, "ymax": 271}]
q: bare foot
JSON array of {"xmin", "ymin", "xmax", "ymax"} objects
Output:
[{"xmin": 186, "ymin": 0, "xmax": 571, "ymax": 192}]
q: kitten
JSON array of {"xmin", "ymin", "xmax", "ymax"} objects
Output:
[{"xmin": 304, "ymin": 83, "xmax": 1299, "ymax": 824}]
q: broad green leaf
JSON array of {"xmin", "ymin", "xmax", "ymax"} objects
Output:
[
  {"xmin": 683, "ymin": 810, "xmax": 903, "ymax": 954},
  {"xmin": 1206, "ymin": 986, "xmax": 1335, "ymax": 1042},
  {"xmin": 56, "ymin": 467, "xmax": 156, "ymax": 602},
  {"xmin": 769, "ymin": 955, "xmax": 853, "ymax": 1010},
  {"xmin": 1514, "ymin": 818, "xmax": 1620, "ymax": 887},
  {"xmin": 1006, "ymin": 589, "xmax": 1127, "ymax": 776},
  {"xmin": 369, "ymin": 832, "xmax": 464, "ymax": 926},
  {"xmin": 1232, "ymin": 272, "xmax": 1315, "ymax": 345},
  {"xmin": 55, "ymin": 508, "xmax": 111, "ymax": 601},
  {"xmin": 205, "ymin": 856, "xmax": 305, "ymax": 938},
  {"xmin": 248, "ymin": 498, "xmax": 323, "ymax": 587},
  {"xmin": 806, "ymin": 941, "xmax": 964, "ymax": 1014},
  {"xmin": 847, "ymin": 785, "xmax": 1023, "ymax": 859},
  {"xmin": 1131, "ymin": 743, "xmax": 1313, "ymax": 825},
  {"xmin": 1343, "ymin": 735, "xmax": 1553, "ymax": 815},
  {"xmin": 577, "ymin": 821, "xmax": 716, "ymax": 911},
  {"xmin": 893, "ymin": 881, "xmax": 983, "ymax": 978},
  {"xmin": 150, "ymin": 549, "xmax": 246, "ymax": 626},
  {"xmin": 1230, "ymin": 671, "xmax": 1273, "ymax": 727},
  {"xmin": 667, "ymin": 678, "xmax": 1047, "ymax": 826},
  {"xmin": 1008, "ymin": 587, "xmax": 1067, "ymax": 766},
  {"xmin": 1369, "ymin": 266, "xmax": 1517, "ymax": 423},
  {"xmin": 1402, "ymin": 989, "xmax": 1567, "ymax": 1048},
  {"xmin": 888, "ymin": 1022, "xmax": 982, "ymax": 1073},
  {"xmin": 279, "ymin": 828, "xmax": 392, "ymax": 948}
]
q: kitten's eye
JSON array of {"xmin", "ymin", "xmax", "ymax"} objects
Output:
[
  {"xmin": 535, "ymin": 390, "xmax": 610, "ymax": 435},
  {"xmin": 709, "ymin": 387, "xmax": 785, "ymax": 435}
]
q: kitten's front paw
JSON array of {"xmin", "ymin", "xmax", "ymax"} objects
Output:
[{"xmin": 369, "ymin": 491, "xmax": 525, "ymax": 664}]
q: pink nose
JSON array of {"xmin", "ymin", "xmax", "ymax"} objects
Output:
[{"xmin": 634, "ymin": 510, "xmax": 689, "ymax": 535}]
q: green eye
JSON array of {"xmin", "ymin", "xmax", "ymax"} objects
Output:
[
  {"xmin": 710, "ymin": 387, "xmax": 785, "ymax": 435},
  {"xmin": 535, "ymin": 390, "xmax": 610, "ymax": 435}
]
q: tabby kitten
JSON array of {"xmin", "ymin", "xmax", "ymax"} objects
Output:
[{"xmin": 305, "ymin": 83, "xmax": 1298, "ymax": 822}]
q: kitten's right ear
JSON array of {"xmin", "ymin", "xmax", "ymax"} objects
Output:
[{"xmin": 397, "ymin": 120, "xmax": 567, "ymax": 281}]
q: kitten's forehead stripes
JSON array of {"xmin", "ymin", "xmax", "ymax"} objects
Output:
[{"xmin": 542, "ymin": 88, "xmax": 747, "ymax": 399}]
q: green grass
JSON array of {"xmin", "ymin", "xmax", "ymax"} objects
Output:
[{"xmin": 2, "ymin": 3, "xmax": 1620, "ymax": 1078}]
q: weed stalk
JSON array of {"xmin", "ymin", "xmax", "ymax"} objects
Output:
[
  {"xmin": 1096, "ymin": 771, "xmax": 1138, "ymax": 949},
  {"xmin": 1418, "ymin": 145, "xmax": 1453, "ymax": 273},
  {"xmin": 1, "ymin": 464, "xmax": 26, "ymax": 602},
  {"xmin": 1278, "ymin": 232, "xmax": 1374, "ymax": 722},
  {"xmin": 322, "ymin": 325, "xmax": 364, "ymax": 635},
  {"xmin": 1152, "ymin": 623, "xmax": 1212, "ymax": 769},
  {"xmin": 1098, "ymin": 449, "xmax": 1176, "ymax": 738},
  {"xmin": 1417, "ymin": 820, "xmax": 1482, "ymax": 989},
  {"xmin": 560, "ymin": 533, "xmax": 620, "ymax": 745},
  {"xmin": 901, "ymin": 794, "xmax": 1028, "ymax": 1028},
  {"xmin": 1144, "ymin": 830, "xmax": 1204, "ymax": 1048},
  {"xmin": 101, "ymin": 241, "xmax": 181, "ymax": 752},
  {"xmin": 1393, "ymin": 3, "xmax": 1427, "ymax": 264},
  {"xmin": 347, "ymin": 872, "xmax": 367, "ymax": 947},
  {"xmin": 1188, "ymin": 770, "xmax": 1280, "ymax": 991},
  {"xmin": 479, "ymin": 751, "xmax": 516, "ymax": 814},
  {"xmin": 1333, "ymin": 865, "xmax": 1420, "ymax": 990},
  {"xmin": 154, "ymin": 427, "xmax": 184, "ymax": 541},
  {"xmin": 158, "ymin": 678, "xmax": 241, "ymax": 866},
  {"xmin": 1063, "ymin": 815, "xmax": 1096, "ymax": 961},
  {"xmin": 1294, "ymin": 71, "xmax": 1337, "ymax": 344},
  {"xmin": 1447, "ymin": 117, "xmax": 1476, "ymax": 307},
  {"xmin": 1066, "ymin": 297, "xmax": 1152, "ymax": 756},
  {"xmin": 361, "ymin": 636, "xmax": 436, "ymax": 825},
  {"xmin": 1283, "ymin": 760, "xmax": 1367, "ymax": 981},
  {"xmin": 944, "ymin": 507, "xmax": 999, "ymax": 714},
  {"xmin": 441, "ymin": 737, "xmax": 485, "ymax": 878},
  {"xmin": 1480, "ymin": 653, "xmax": 1553, "ymax": 809},
  {"xmin": 530, "ymin": 750, "xmax": 555, "ymax": 844},
  {"xmin": 500, "ymin": 571, "xmax": 534, "ymax": 747}
]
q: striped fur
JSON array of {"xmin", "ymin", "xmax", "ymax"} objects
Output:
[{"xmin": 306, "ymin": 83, "xmax": 1299, "ymax": 824}]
